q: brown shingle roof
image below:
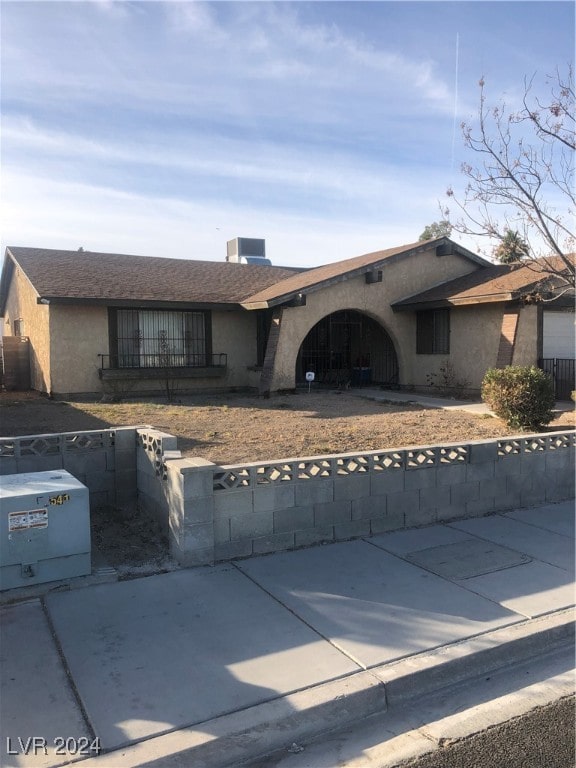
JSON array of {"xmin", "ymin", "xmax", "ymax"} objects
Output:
[
  {"xmin": 241, "ymin": 238, "xmax": 488, "ymax": 308},
  {"xmin": 2, "ymin": 247, "xmax": 303, "ymax": 308},
  {"xmin": 0, "ymin": 238, "xmax": 494, "ymax": 315},
  {"xmin": 392, "ymin": 255, "xmax": 576, "ymax": 310}
]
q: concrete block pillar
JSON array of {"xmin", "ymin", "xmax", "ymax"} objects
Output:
[
  {"xmin": 166, "ymin": 458, "xmax": 216, "ymax": 567},
  {"xmin": 113, "ymin": 427, "xmax": 138, "ymax": 509}
]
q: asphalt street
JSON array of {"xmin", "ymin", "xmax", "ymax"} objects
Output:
[
  {"xmin": 247, "ymin": 698, "xmax": 576, "ymax": 768},
  {"xmin": 399, "ymin": 696, "xmax": 575, "ymax": 768}
]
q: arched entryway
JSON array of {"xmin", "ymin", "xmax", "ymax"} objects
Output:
[{"xmin": 295, "ymin": 310, "xmax": 399, "ymax": 387}]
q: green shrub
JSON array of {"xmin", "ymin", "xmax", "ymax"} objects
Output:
[{"xmin": 481, "ymin": 366, "xmax": 555, "ymax": 430}]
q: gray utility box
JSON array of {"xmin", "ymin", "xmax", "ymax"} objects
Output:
[{"xmin": 0, "ymin": 470, "xmax": 91, "ymax": 590}]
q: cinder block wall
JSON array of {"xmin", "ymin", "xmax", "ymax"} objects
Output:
[
  {"xmin": 0, "ymin": 427, "xmax": 139, "ymax": 510},
  {"xmin": 3, "ymin": 428, "xmax": 573, "ymax": 569},
  {"xmin": 137, "ymin": 430, "xmax": 575, "ymax": 567},
  {"xmin": 136, "ymin": 428, "xmax": 179, "ymax": 534}
]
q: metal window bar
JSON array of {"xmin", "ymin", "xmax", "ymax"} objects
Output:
[
  {"xmin": 433, "ymin": 309, "xmax": 450, "ymax": 354},
  {"xmin": 115, "ymin": 310, "xmax": 207, "ymax": 368},
  {"xmin": 417, "ymin": 309, "xmax": 450, "ymax": 354},
  {"xmin": 100, "ymin": 353, "xmax": 226, "ymax": 370}
]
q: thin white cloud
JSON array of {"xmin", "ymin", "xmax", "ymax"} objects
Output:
[
  {"xmin": 2, "ymin": 1, "xmax": 571, "ymax": 269},
  {"xmin": 91, "ymin": 0, "xmax": 131, "ymax": 19},
  {"xmin": 2, "ymin": 168, "xmax": 458, "ymax": 267},
  {"xmin": 166, "ymin": 0, "xmax": 228, "ymax": 42},
  {"xmin": 2, "ymin": 1, "xmax": 456, "ymax": 121},
  {"xmin": 2, "ymin": 114, "xmax": 451, "ymax": 208}
]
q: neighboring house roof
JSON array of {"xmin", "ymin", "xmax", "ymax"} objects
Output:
[
  {"xmin": 392, "ymin": 255, "xmax": 576, "ymax": 311},
  {"xmin": 241, "ymin": 238, "xmax": 489, "ymax": 308},
  {"xmin": 0, "ymin": 247, "xmax": 304, "ymax": 313}
]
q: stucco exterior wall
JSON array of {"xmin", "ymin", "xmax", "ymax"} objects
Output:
[
  {"xmin": 269, "ymin": 247, "xmax": 481, "ymax": 391},
  {"xmin": 413, "ymin": 304, "xmax": 504, "ymax": 391},
  {"xmin": 49, "ymin": 305, "xmax": 109, "ymax": 395},
  {"xmin": 46, "ymin": 308, "xmax": 259, "ymax": 396},
  {"xmin": 211, "ymin": 310, "xmax": 258, "ymax": 389},
  {"xmin": 2, "ymin": 264, "xmax": 51, "ymax": 392}
]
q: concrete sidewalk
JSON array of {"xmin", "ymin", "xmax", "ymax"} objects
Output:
[
  {"xmin": 350, "ymin": 388, "xmax": 575, "ymax": 415},
  {"xmin": 1, "ymin": 500, "xmax": 574, "ymax": 768}
]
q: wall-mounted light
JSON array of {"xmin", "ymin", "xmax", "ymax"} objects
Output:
[{"xmin": 286, "ymin": 292, "xmax": 306, "ymax": 307}]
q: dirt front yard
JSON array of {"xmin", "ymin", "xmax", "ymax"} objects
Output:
[{"xmin": 1, "ymin": 389, "xmax": 574, "ymax": 465}]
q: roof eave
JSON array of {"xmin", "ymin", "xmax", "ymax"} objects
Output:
[
  {"xmin": 241, "ymin": 300, "xmax": 271, "ymax": 310},
  {"xmin": 392, "ymin": 292, "xmax": 515, "ymax": 312},
  {"xmin": 36, "ymin": 296, "xmax": 245, "ymax": 311},
  {"xmin": 243, "ymin": 238, "xmax": 488, "ymax": 308},
  {"xmin": 0, "ymin": 254, "xmax": 15, "ymax": 317},
  {"xmin": 249, "ymin": 267, "xmax": 378, "ymax": 308}
]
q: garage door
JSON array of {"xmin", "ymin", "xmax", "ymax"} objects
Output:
[{"xmin": 543, "ymin": 311, "xmax": 575, "ymax": 359}]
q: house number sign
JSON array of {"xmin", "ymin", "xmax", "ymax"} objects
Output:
[{"xmin": 49, "ymin": 494, "xmax": 70, "ymax": 506}]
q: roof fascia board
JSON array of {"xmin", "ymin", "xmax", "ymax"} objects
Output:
[
  {"xmin": 244, "ymin": 267, "xmax": 383, "ymax": 309},
  {"xmin": 393, "ymin": 292, "xmax": 515, "ymax": 312},
  {"xmin": 397, "ymin": 284, "xmax": 576, "ymax": 312},
  {"xmin": 36, "ymin": 297, "xmax": 244, "ymax": 311},
  {"xmin": 391, "ymin": 271, "xmax": 484, "ymax": 308},
  {"xmin": 0, "ymin": 254, "xmax": 15, "ymax": 317},
  {"xmin": 436, "ymin": 239, "xmax": 491, "ymax": 267}
]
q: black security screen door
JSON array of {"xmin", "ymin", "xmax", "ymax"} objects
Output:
[{"xmin": 296, "ymin": 310, "xmax": 398, "ymax": 387}]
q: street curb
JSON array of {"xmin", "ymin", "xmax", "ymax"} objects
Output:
[
  {"xmin": 76, "ymin": 609, "xmax": 574, "ymax": 768},
  {"xmin": 376, "ymin": 608, "xmax": 575, "ymax": 705}
]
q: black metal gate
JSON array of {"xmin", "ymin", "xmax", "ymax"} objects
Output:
[
  {"xmin": 296, "ymin": 310, "xmax": 399, "ymax": 387},
  {"xmin": 539, "ymin": 358, "xmax": 575, "ymax": 400}
]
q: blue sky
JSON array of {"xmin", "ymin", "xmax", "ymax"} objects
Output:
[{"xmin": 1, "ymin": 0, "xmax": 574, "ymax": 267}]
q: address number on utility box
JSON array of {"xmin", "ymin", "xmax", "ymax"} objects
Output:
[{"xmin": 49, "ymin": 494, "xmax": 70, "ymax": 506}]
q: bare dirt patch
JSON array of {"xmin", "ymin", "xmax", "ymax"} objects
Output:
[
  {"xmin": 90, "ymin": 504, "xmax": 178, "ymax": 579},
  {"xmin": 1, "ymin": 389, "xmax": 573, "ymax": 465}
]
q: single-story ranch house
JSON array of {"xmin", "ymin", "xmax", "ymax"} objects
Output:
[{"xmin": 1, "ymin": 237, "xmax": 574, "ymax": 399}]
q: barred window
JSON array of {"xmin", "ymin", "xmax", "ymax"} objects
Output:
[
  {"xmin": 114, "ymin": 309, "xmax": 208, "ymax": 368},
  {"xmin": 416, "ymin": 309, "xmax": 450, "ymax": 354}
]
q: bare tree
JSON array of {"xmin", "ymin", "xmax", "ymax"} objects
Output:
[
  {"xmin": 158, "ymin": 331, "xmax": 179, "ymax": 403},
  {"xmin": 445, "ymin": 67, "xmax": 575, "ymax": 293}
]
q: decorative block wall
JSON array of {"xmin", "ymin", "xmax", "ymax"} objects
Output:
[
  {"xmin": 0, "ymin": 427, "xmax": 139, "ymax": 510},
  {"xmin": 2, "ymin": 427, "xmax": 572, "ymax": 569},
  {"xmin": 137, "ymin": 429, "xmax": 575, "ymax": 567}
]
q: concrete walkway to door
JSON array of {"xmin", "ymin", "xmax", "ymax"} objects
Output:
[{"xmin": 350, "ymin": 388, "xmax": 575, "ymax": 415}]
